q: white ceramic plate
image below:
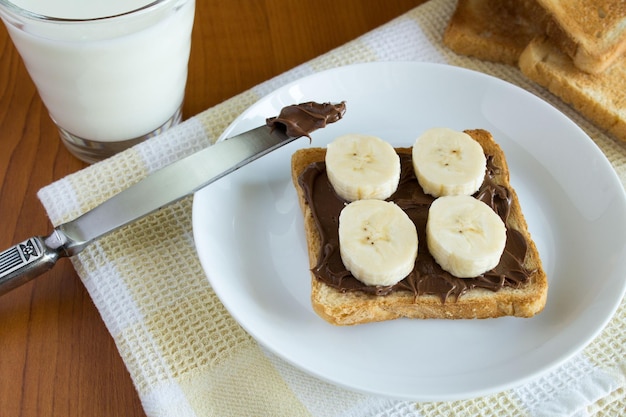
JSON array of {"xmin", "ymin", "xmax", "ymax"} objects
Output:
[{"xmin": 192, "ymin": 62, "xmax": 626, "ymax": 401}]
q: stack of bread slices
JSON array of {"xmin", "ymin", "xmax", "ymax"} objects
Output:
[{"xmin": 443, "ymin": 0, "xmax": 626, "ymax": 143}]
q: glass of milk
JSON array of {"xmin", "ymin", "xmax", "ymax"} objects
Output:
[{"xmin": 0, "ymin": 0, "xmax": 195, "ymax": 163}]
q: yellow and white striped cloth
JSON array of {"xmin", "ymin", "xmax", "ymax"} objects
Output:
[{"xmin": 38, "ymin": 0, "xmax": 625, "ymax": 415}]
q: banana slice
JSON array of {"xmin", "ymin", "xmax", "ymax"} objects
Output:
[
  {"xmin": 326, "ymin": 134, "xmax": 400, "ymax": 202},
  {"xmin": 427, "ymin": 195, "xmax": 506, "ymax": 278},
  {"xmin": 339, "ymin": 199, "xmax": 418, "ymax": 286},
  {"xmin": 412, "ymin": 128, "xmax": 486, "ymax": 197}
]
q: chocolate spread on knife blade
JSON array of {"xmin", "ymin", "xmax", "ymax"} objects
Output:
[
  {"xmin": 266, "ymin": 101, "xmax": 346, "ymax": 139},
  {"xmin": 298, "ymin": 150, "xmax": 533, "ymax": 302}
]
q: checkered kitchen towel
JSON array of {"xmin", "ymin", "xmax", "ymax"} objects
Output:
[{"xmin": 38, "ymin": 0, "xmax": 625, "ymax": 415}]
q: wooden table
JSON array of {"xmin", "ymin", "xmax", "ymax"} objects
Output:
[{"xmin": 0, "ymin": 1, "xmax": 425, "ymax": 415}]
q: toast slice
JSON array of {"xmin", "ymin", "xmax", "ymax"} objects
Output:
[
  {"xmin": 519, "ymin": 36, "xmax": 626, "ymax": 143},
  {"xmin": 443, "ymin": 0, "xmax": 543, "ymax": 65},
  {"xmin": 292, "ymin": 129, "xmax": 548, "ymax": 325},
  {"xmin": 535, "ymin": 0, "xmax": 626, "ymax": 74}
]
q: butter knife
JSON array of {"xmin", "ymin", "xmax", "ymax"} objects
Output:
[{"xmin": 0, "ymin": 101, "xmax": 346, "ymax": 296}]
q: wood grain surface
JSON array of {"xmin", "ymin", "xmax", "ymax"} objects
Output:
[{"xmin": 0, "ymin": 1, "xmax": 425, "ymax": 416}]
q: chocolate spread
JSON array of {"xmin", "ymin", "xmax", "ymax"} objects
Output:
[
  {"xmin": 266, "ymin": 101, "xmax": 346, "ymax": 139},
  {"xmin": 298, "ymin": 150, "xmax": 533, "ymax": 302}
]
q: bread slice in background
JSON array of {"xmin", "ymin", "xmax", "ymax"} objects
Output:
[
  {"xmin": 443, "ymin": 0, "xmax": 543, "ymax": 65},
  {"xmin": 519, "ymin": 36, "xmax": 626, "ymax": 143},
  {"xmin": 444, "ymin": 0, "xmax": 626, "ymax": 73},
  {"xmin": 443, "ymin": 0, "xmax": 626, "ymax": 143},
  {"xmin": 291, "ymin": 130, "xmax": 548, "ymax": 326},
  {"xmin": 536, "ymin": 0, "xmax": 626, "ymax": 74}
]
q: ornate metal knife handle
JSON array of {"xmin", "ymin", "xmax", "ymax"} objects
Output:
[{"xmin": 0, "ymin": 233, "xmax": 68, "ymax": 296}]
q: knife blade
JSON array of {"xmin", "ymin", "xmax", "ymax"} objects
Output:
[{"xmin": 0, "ymin": 124, "xmax": 295, "ymax": 296}]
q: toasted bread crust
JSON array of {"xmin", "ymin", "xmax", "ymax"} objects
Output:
[
  {"xmin": 536, "ymin": 0, "xmax": 626, "ymax": 74},
  {"xmin": 519, "ymin": 36, "xmax": 626, "ymax": 143},
  {"xmin": 443, "ymin": 0, "xmax": 543, "ymax": 65},
  {"xmin": 292, "ymin": 130, "xmax": 548, "ymax": 325}
]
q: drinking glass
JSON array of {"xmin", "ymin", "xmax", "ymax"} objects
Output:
[{"xmin": 0, "ymin": 0, "xmax": 195, "ymax": 163}]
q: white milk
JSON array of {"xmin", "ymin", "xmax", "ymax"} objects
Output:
[
  {"xmin": 1, "ymin": 0, "xmax": 195, "ymax": 142},
  {"xmin": 9, "ymin": 0, "xmax": 158, "ymax": 19}
]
